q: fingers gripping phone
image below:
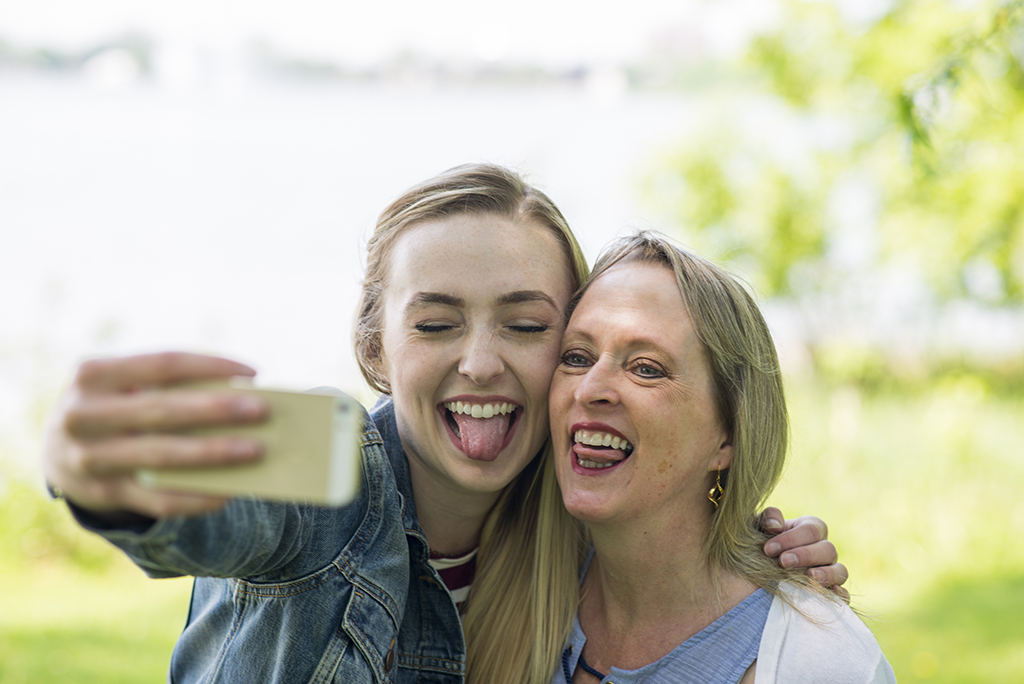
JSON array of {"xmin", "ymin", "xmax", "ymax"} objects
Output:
[{"xmin": 137, "ymin": 381, "xmax": 363, "ymax": 506}]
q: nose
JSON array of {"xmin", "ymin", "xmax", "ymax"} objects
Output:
[
  {"xmin": 573, "ymin": 356, "xmax": 619, "ymax": 407},
  {"xmin": 458, "ymin": 331, "xmax": 505, "ymax": 386}
]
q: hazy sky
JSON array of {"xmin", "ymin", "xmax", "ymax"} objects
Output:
[{"xmin": 0, "ymin": 0, "xmax": 779, "ymax": 66}]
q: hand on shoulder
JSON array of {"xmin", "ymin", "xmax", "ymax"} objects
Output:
[{"xmin": 760, "ymin": 507, "xmax": 849, "ymax": 602}]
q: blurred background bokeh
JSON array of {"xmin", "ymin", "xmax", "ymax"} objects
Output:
[{"xmin": 1, "ymin": 0, "xmax": 1022, "ymax": 682}]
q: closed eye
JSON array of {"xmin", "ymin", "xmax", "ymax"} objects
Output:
[
  {"xmin": 415, "ymin": 323, "xmax": 456, "ymax": 333},
  {"xmin": 509, "ymin": 324, "xmax": 549, "ymax": 334}
]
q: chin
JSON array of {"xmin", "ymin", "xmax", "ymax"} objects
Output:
[
  {"xmin": 560, "ymin": 493, "xmax": 614, "ymax": 523},
  {"xmin": 451, "ymin": 458, "xmax": 527, "ymax": 495}
]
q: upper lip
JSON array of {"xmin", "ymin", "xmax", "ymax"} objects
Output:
[
  {"xmin": 442, "ymin": 394, "xmax": 520, "ymax": 406},
  {"xmin": 570, "ymin": 422, "xmax": 629, "ymax": 443},
  {"xmin": 442, "ymin": 395, "xmax": 520, "ymax": 405}
]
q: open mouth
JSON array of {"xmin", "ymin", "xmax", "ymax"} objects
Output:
[
  {"xmin": 441, "ymin": 400, "xmax": 521, "ymax": 461},
  {"xmin": 573, "ymin": 429, "xmax": 633, "ymax": 470}
]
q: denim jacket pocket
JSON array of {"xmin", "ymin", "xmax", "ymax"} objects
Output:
[
  {"xmin": 332, "ymin": 587, "xmax": 401, "ymax": 683},
  {"xmin": 219, "ymin": 560, "xmax": 398, "ymax": 684}
]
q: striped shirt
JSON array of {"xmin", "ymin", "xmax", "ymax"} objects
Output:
[{"xmin": 428, "ymin": 548, "xmax": 477, "ymax": 612}]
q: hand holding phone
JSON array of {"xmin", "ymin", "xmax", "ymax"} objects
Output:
[{"xmin": 139, "ymin": 383, "xmax": 363, "ymax": 506}]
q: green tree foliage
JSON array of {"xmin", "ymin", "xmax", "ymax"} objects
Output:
[{"xmin": 649, "ymin": 0, "xmax": 1024, "ymax": 305}]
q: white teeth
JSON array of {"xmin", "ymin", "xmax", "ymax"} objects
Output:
[
  {"xmin": 577, "ymin": 457, "xmax": 617, "ymax": 469},
  {"xmin": 444, "ymin": 401, "xmax": 516, "ymax": 418},
  {"xmin": 574, "ymin": 429, "xmax": 633, "ymax": 452}
]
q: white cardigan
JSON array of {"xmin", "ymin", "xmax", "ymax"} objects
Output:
[{"xmin": 755, "ymin": 584, "xmax": 897, "ymax": 683}]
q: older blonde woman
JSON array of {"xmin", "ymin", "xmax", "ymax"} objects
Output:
[{"xmin": 548, "ymin": 233, "xmax": 894, "ymax": 683}]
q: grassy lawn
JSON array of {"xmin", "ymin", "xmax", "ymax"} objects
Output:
[
  {"xmin": 772, "ymin": 377, "xmax": 1024, "ymax": 683},
  {"xmin": 0, "ymin": 563, "xmax": 191, "ymax": 684},
  {"xmin": 1, "ymin": 377, "xmax": 1021, "ymax": 682},
  {"xmin": 0, "ymin": 476, "xmax": 193, "ymax": 684},
  {"xmin": 871, "ymin": 574, "xmax": 1024, "ymax": 683}
]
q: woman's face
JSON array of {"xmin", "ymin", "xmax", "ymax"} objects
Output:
[
  {"xmin": 379, "ymin": 212, "xmax": 573, "ymax": 496},
  {"xmin": 549, "ymin": 261, "xmax": 733, "ymax": 525}
]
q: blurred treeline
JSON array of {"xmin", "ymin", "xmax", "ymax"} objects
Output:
[
  {"xmin": 642, "ymin": 2, "xmax": 1024, "ymax": 680},
  {"xmin": 644, "ymin": 0, "xmax": 1024, "ymax": 393}
]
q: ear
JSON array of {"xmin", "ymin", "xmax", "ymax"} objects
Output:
[{"xmin": 709, "ymin": 435, "xmax": 733, "ymax": 472}]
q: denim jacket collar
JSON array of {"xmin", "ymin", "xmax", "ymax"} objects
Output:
[{"xmin": 371, "ymin": 396, "xmax": 421, "ymax": 534}]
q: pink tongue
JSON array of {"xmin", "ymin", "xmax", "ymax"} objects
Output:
[{"xmin": 452, "ymin": 414, "xmax": 508, "ymax": 461}]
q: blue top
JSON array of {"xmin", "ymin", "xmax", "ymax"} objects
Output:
[
  {"xmin": 554, "ymin": 580, "xmax": 772, "ymax": 684},
  {"xmin": 75, "ymin": 397, "xmax": 468, "ymax": 684}
]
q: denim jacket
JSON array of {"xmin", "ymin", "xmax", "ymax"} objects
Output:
[{"xmin": 81, "ymin": 398, "xmax": 466, "ymax": 683}]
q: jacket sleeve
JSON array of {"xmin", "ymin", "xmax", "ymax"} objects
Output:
[{"xmin": 70, "ymin": 408, "xmax": 387, "ymax": 582}]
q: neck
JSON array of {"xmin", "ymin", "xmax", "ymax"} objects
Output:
[
  {"xmin": 578, "ymin": 510, "xmax": 756, "ymax": 671},
  {"xmin": 587, "ymin": 511, "xmax": 716, "ymax": 624},
  {"xmin": 405, "ymin": 455, "xmax": 500, "ymax": 557}
]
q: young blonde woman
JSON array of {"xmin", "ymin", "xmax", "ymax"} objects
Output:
[
  {"xmin": 547, "ymin": 232, "xmax": 892, "ymax": 683},
  {"xmin": 42, "ymin": 165, "xmax": 845, "ymax": 684}
]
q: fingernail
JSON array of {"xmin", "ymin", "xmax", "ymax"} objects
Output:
[
  {"xmin": 230, "ymin": 440, "xmax": 261, "ymax": 459},
  {"xmin": 780, "ymin": 552, "xmax": 798, "ymax": 568},
  {"xmin": 765, "ymin": 541, "xmax": 781, "ymax": 557},
  {"xmin": 809, "ymin": 568, "xmax": 825, "ymax": 582},
  {"xmin": 234, "ymin": 396, "xmax": 266, "ymax": 420},
  {"xmin": 765, "ymin": 517, "xmax": 783, "ymax": 531}
]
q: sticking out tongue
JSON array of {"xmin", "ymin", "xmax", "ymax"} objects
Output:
[{"xmin": 451, "ymin": 413, "xmax": 509, "ymax": 462}]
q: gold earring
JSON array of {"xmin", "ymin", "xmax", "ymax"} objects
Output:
[{"xmin": 708, "ymin": 469, "xmax": 724, "ymax": 510}]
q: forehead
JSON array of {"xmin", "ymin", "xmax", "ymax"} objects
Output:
[
  {"xmin": 571, "ymin": 262, "xmax": 699, "ymax": 353},
  {"xmin": 384, "ymin": 213, "xmax": 574, "ymax": 306},
  {"xmin": 575, "ymin": 262, "xmax": 686, "ymax": 319}
]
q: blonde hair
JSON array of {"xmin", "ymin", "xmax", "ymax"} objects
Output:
[
  {"xmin": 572, "ymin": 231, "xmax": 824, "ymax": 598},
  {"xmin": 463, "ymin": 445, "xmax": 587, "ymax": 684},
  {"xmin": 352, "ymin": 164, "xmax": 589, "ymax": 684},
  {"xmin": 354, "ymin": 163, "xmax": 589, "ymax": 394}
]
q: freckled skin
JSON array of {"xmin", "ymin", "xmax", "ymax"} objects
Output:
[{"xmin": 550, "ymin": 262, "xmax": 733, "ymax": 526}]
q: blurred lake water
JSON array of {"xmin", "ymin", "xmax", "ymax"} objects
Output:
[{"xmin": 0, "ymin": 71, "xmax": 696, "ymax": 475}]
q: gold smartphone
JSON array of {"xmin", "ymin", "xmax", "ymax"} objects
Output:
[{"xmin": 137, "ymin": 382, "xmax": 363, "ymax": 506}]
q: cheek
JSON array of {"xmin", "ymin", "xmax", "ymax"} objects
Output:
[
  {"xmin": 377, "ymin": 346, "xmax": 405, "ymax": 394},
  {"xmin": 546, "ymin": 377, "xmax": 576, "ymax": 456},
  {"xmin": 379, "ymin": 345, "xmax": 433, "ymax": 409},
  {"xmin": 553, "ymin": 452, "xmax": 570, "ymax": 489},
  {"xmin": 520, "ymin": 343, "xmax": 562, "ymax": 403},
  {"xmin": 548, "ymin": 370, "xmax": 574, "ymax": 411}
]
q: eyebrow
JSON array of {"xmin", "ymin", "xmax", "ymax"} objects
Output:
[
  {"xmin": 496, "ymin": 290, "xmax": 558, "ymax": 308},
  {"xmin": 563, "ymin": 326, "xmax": 676, "ymax": 358},
  {"xmin": 404, "ymin": 290, "xmax": 558, "ymax": 313},
  {"xmin": 561, "ymin": 327, "xmax": 594, "ymax": 346},
  {"xmin": 405, "ymin": 292, "xmax": 464, "ymax": 311}
]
